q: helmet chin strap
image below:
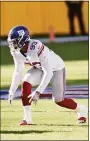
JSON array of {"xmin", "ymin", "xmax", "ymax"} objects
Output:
[
  {"xmin": 20, "ymin": 49, "xmax": 27, "ymax": 58},
  {"xmin": 20, "ymin": 42, "xmax": 28, "ymax": 57}
]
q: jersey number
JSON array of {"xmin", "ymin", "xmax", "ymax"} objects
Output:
[{"xmin": 30, "ymin": 42, "xmax": 37, "ymax": 50}]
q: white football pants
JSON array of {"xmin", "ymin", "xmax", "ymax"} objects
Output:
[{"xmin": 23, "ymin": 67, "xmax": 66, "ymax": 102}]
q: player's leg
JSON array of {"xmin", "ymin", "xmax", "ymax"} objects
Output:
[
  {"xmin": 19, "ymin": 67, "xmax": 42, "ymax": 125},
  {"xmin": 51, "ymin": 68, "xmax": 87, "ymax": 123}
]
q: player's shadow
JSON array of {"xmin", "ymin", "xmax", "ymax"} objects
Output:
[
  {"xmin": 1, "ymin": 123, "xmax": 88, "ymax": 134},
  {"xmin": 37, "ymin": 123, "xmax": 88, "ymax": 127},
  {"xmin": 1, "ymin": 130, "xmax": 52, "ymax": 134},
  {"xmin": 1, "ymin": 129, "xmax": 70, "ymax": 134}
]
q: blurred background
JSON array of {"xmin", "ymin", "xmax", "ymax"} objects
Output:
[
  {"xmin": 1, "ymin": 1, "xmax": 89, "ymax": 98},
  {"xmin": 1, "ymin": 1, "xmax": 88, "ymax": 37}
]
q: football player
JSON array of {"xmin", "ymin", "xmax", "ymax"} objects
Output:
[{"xmin": 7, "ymin": 26, "xmax": 87, "ymax": 125}]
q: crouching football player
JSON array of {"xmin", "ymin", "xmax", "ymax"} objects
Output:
[{"xmin": 7, "ymin": 26, "xmax": 87, "ymax": 125}]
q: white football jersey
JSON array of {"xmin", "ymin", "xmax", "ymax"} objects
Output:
[{"xmin": 9, "ymin": 39, "xmax": 65, "ymax": 94}]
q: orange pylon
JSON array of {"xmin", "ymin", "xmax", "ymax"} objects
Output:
[{"xmin": 48, "ymin": 25, "xmax": 55, "ymax": 42}]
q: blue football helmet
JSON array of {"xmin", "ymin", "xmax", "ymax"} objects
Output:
[{"xmin": 7, "ymin": 25, "xmax": 30, "ymax": 51}]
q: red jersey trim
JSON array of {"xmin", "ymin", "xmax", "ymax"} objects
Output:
[{"xmin": 38, "ymin": 45, "xmax": 44, "ymax": 56}]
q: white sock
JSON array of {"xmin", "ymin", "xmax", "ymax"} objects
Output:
[
  {"xmin": 23, "ymin": 105, "xmax": 32, "ymax": 124},
  {"xmin": 75, "ymin": 104, "xmax": 87, "ymax": 118}
]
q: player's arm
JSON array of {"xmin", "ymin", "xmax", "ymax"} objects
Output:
[
  {"xmin": 32, "ymin": 41, "xmax": 53, "ymax": 93},
  {"xmin": 36, "ymin": 60, "xmax": 53, "ymax": 94},
  {"xmin": 28, "ymin": 56, "xmax": 53, "ymax": 104},
  {"xmin": 8, "ymin": 51, "xmax": 25, "ymax": 105}
]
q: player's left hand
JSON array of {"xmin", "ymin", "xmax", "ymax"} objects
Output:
[
  {"xmin": 8, "ymin": 93, "xmax": 14, "ymax": 106},
  {"xmin": 28, "ymin": 91, "xmax": 41, "ymax": 105}
]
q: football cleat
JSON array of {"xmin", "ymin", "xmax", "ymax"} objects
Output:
[
  {"xmin": 77, "ymin": 117, "xmax": 86, "ymax": 124},
  {"xmin": 19, "ymin": 120, "xmax": 32, "ymax": 126},
  {"xmin": 76, "ymin": 104, "xmax": 88, "ymax": 124}
]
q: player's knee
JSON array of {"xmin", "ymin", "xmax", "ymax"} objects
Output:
[
  {"xmin": 53, "ymin": 95, "xmax": 64, "ymax": 103},
  {"xmin": 22, "ymin": 74, "xmax": 30, "ymax": 84},
  {"xmin": 55, "ymin": 98, "xmax": 65, "ymax": 107}
]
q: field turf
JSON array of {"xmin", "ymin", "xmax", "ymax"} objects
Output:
[{"xmin": 1, "ymin": 99, "xmax": 88, "ymax": 140}]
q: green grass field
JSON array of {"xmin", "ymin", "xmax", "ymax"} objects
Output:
[
  {"xmin": 1, "ymin": 41, "xmax": 88, "ymax": 65},
  {"xmin": 1, "ymin": 99, "xmax": 88, "ymax": 140},
  {"xmin": 1, "ymin": 60, "xmax": 88, "ymax": 89}
]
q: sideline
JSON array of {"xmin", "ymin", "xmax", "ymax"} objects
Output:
[
  {"xmin": 1, "ymin": 36, "xmax": 88, "ymax": 46},
  {"xmin": 0, "ymin": 85, "xmax": 88, "ymax": 100}
]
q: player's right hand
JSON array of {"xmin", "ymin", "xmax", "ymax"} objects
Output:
[
  {"xmin": 28, "ymin": 91, "xmax": 40, "ymax": 105},
  {"xmin": 8, "ymin": 93, "xmax": 14, "ymax": 106}
]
